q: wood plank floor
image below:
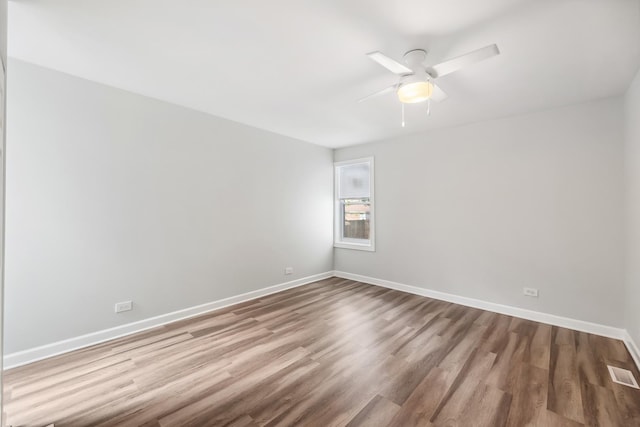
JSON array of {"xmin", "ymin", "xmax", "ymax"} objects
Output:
[{"xmin": 4, "ymin": 277, "xmax": 640, "ymax": 426}]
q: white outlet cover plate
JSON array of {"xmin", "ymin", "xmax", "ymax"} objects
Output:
[{"xmin": 115, "ymin": 301, "xmax": 133, "ymax": 313}]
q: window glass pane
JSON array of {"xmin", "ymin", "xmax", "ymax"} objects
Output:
[
  {"xmin": 338, "ymin": 163, "xmax": 370, "ymax": 199},
  {"xmin": 342, "ymin": 198, "xmax": 370, "ymax": 240}
]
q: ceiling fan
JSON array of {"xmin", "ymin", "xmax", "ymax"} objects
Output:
[{"xmin": 360, "ymin": 44, "xmax": 500, "ymax": 125}]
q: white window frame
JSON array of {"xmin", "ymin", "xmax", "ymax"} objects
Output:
[{"xmin": 334, "ymin": 157, "xmax": 375, "ymax": 252}]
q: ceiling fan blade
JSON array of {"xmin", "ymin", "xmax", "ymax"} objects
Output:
[
  {"xmin": 366, "ymin": 51, "xmax": 413, "ymax": 75},
  {"xmin": 358, "ymin": 84, "xmax": 398, "ymax": 103},
  {"xmin": 427, "ymin": 44, "xmax": 500, "ymax": 78},
  {"xmin": 431, "ymin": 83, "xmax": 448, "ymax": 102}
]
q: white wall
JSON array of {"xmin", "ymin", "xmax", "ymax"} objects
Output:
[
  {"xmin": 335, "ymin": 98, "xmax": 625, "ymax": 327},
  {"xmin": 4, "ymin": 60, "xmax": 333, "ymax": 354},
  {"xmin": 4, "ymin": 57, "xmax": 632, "ymax": 358},
  {"xmin": 625, "ymin": 68, "xmax": 640, "ymax": 347},
  {"xmin": 1, "ymin": 0, "xmax": 7, "ymax": 411},
  {"xmin": 0, "ymin": 0, "xmax": 5, "ymax": 67}
]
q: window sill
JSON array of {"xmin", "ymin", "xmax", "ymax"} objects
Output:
[{"xmin": 334, "ymin": 241, "xmax": 375, "ymax": 252}]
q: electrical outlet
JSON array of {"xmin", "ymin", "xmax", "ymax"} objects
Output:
[
  {"xmin": 115, "ymin": 300, "xmax": 133, "ymax": 313},
  {"xmin": 523, "ymin": 288, "xmax": 539, "ymax": 298},
  {"xmin": 284, "ymin": 267, "xmax": 293, "ymax": 275}
]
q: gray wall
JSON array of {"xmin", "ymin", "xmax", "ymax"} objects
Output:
[
  {"xmin": 4, "ymin": 58, "xmax": 634, "ymax": 355},
  {"xmin": 625, "ymin": 68, "xmax": 640, "ymax": 346},
  {"xmin": 1, "ymin": 0, "xmax": 7, "ymax": 406},
  {"xmin": 5, "ymin": 60, "xmax": 334, "ymax": 354},
  {"xmin": 0, "ymin": 0, "xmax": 5, "ymax": 68},
  {"xmin": 335, "ymin": 98, "xmax": 625, "ymax": 327}
]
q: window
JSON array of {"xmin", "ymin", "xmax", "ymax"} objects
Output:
[{"xmin": 334, "ymin": 157, "xmax": 374, "ymax": 251}]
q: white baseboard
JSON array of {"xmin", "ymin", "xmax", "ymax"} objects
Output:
[
  {"xmin": 3, "ymin": 271, "xmax": 334, "ymax": 370},
  {"xmin": 337, "ymin": 271, "xmax": 640, "ymax": 372},
  {"xmin": 623, "ymin": 331, "xmax": 640, "ymax": 371},
  {"xmin": 333, "ymin": 271, "xmax": 628, "ymax": 342},
  {"xmin": 7, "ymin": 270, "xmax": 639, "ymax": 373}
]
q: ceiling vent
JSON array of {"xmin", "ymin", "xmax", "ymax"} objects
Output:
[{"xmin": 607, "ymin": 365, "xmax": 640, "ymax": 389}]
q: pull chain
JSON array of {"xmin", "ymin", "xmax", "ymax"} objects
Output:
[
  {"xmin": 427, "ymin": 98, "xmax": 431, "ymax": 116},
  {"xmin": 401, "ymin": 103, "xmax": 405, "ymax": 127}
]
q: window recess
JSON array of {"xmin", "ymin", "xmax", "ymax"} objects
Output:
[{"xmin": 334, "ymin": 158, "xmax": 374, "ymax": 251}]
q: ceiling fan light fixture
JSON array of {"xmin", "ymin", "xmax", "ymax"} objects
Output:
[{"xmin": 397, "ymin": 81, "xmax": 433, "ymax": 104}]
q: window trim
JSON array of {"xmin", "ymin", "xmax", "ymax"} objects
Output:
[{"xmin": 334, "ymin": 157, "xmax": 375, "ymax": 252}]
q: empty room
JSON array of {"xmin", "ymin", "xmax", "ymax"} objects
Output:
[{"xmin": 1, "ymin": 0, "xmax": 640, "ymax": 426}]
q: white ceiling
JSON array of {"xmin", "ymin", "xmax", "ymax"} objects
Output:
[{"xmin": 8, "ymin": 0, "xmax": 640, "ymax": 148}]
